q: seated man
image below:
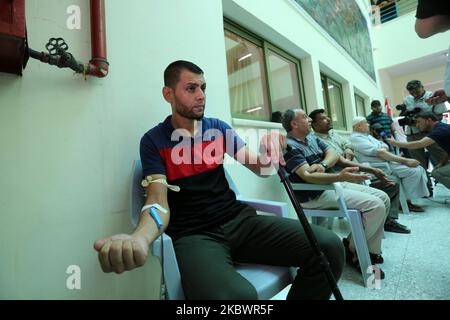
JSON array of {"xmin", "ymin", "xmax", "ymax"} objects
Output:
[
  {"xmin": 282, "ymin": 109, "xmax": 389, "ymax": 279},
  {"xmin": 350, "ymin": 117, "xmax": 429, "ymax": 210},
  {"xmin": 388, "ymin": 111, "xmax": 450, "ymax": 190},
  {"xmin": 93, "ymin": 60, "xmax": 344, "ymax": 300},
  {"xmin": 309, "ymin": 109, "xmax": 410, "ymax": 234}
]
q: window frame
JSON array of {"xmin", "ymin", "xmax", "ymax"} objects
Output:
[
  {"xmin": 354, "ymin": 93, "xmax": 366, "ymax": 117},
  {"xmin": 321, "ymin": 73, "xmax": 347, "ymax": 130},
  {"xmin": 224, "ymin": 19, "xmax": 306, "ymax": 122}
]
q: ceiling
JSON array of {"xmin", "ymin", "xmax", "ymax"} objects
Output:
[{"xmin": 383, "ymin": 50, "xmax": 448, "ymax": 77}]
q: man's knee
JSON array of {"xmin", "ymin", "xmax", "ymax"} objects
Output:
[
  {"xmin": 197, "ymin": 282, "xmax": 258, "ymax": 300},
  {"xmin": 313, "ymin": 227, "xmax": 345, "ymax": 277},
  {"xmin": 432, "ymin": 167, "xmax": 443, "ymax": 179}
]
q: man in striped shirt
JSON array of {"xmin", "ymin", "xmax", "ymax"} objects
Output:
[{"xmin": 366, "ymin": 100, "xmax": 394, "ymax": 137}]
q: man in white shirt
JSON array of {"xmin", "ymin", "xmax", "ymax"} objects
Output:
[{"xmin": 350, "ymin": 116, "xmax": 429, "ymax": 210}]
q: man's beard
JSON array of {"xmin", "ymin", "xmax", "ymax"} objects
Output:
[{"xmin": 175, "ymin": 104, "xmax": 205, "ymax": 120}]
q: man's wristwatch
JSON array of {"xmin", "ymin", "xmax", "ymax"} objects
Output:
[{"xmin": 320, "ymin": 162, "xmax": 328, "ymax": 170}]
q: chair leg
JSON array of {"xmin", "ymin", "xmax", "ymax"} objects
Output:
[
  {"xmin": 399, "ymin": 183, "xmax": 410, "ymax": 214},
  {"xmin": 346, "ymin": 209, "xmax": 372, "ymax": 287}
]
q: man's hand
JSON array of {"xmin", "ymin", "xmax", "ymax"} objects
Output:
[
  {"xmin": 403, "ymin": 158, "xmax": 420, "ymax": 167},
  {"xmin": 259, "ymin": 131, "xmax": 287, "ymax": 166},
  {"xmin": 307, "ymin": 164, "xmax": 325, "ymax": 173},
  {"xmin": 338, "ymin": 167, "xmax": 370, "ymax": 183},
  {"xmin": 425, "ymin": 89, "xmax": 448, "ymax": 105},
  {"xmin": 343, "ymin": 149, "xmax": 354, "ymax": 161},
  {"xmin": 94, "ymin": 234, "xmax": 149, "ymax": 274},
  {"xmin": 372, "ymin": 168, "xmax": 396, "ymax": 186}
]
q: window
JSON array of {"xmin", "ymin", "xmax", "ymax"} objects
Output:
[
  {"xmin": 224, "ymin": 21, "xmax": 304, "ymax": 122},
  {"xmin": 321, "ymin": 74, "xmax": 346, "ymax": 130},
  {"xmin": 355, "ymin": 94, "xmax": 366, "ymax": 117}
]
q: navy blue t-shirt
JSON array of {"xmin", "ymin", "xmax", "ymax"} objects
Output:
[
  {"xmin": 428, "ymin": 122, "xmax": 450, "ymax": 156},
  {"xmin": 140, "ymin": 116, "xmax": 247, "ymax": 239},
  {"xmin": 284, "ymin": 133, "xmax": 330, "ymax": 202}
]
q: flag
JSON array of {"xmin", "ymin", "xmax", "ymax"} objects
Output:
[{"xmin": 384, "ymin": 97, "xmax": 392, "ymax": 117}]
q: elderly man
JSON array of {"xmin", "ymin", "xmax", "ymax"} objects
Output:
[
  {"xmin": 309, "ymin": 109, "xmax": 410, "ymax": 233},
  {"xmin": 282, "ymin": 109, "xmax": 389, "ymax": 279},
  {"xmin": 350, "ymin": 116, "xmax": 429, "ymax": 210}
]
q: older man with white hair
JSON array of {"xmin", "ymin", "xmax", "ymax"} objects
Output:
[{"xmin": 350, "ymin": 116, "xmax": 429, "ymax": 207}]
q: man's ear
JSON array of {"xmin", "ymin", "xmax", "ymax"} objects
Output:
[{"xmin": 162, "ymin": 86, "xmax": 173, "ymax": 103}]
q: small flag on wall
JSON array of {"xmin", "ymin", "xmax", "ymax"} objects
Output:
[{"xmin": 385, "ymin": 97, "xmax": 392, "ymax": 117}]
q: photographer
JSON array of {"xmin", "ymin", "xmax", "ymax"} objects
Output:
[
  {"xmin": 403, "ymin": 80, "xmax": 447, "ymax": 194},
  {"xmin": 388, "ymin": 112, "xmax": 450, "ymax": 190}
]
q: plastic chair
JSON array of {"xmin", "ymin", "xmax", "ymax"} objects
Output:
[
  {"xmin": 290, "ymin": 182, "xmax": 372, "ymax": 286},
  {"xmin": 366, "ymin": 162, "xmax": 410, "ymax": 214},
  {"xmin": 130, "ymin": 160, "xmax": 293, "ymax": 300}
]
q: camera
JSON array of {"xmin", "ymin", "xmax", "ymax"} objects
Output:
[{"xmin": 396, "ymin": 104, "xmax": 421, "ymax": 127}]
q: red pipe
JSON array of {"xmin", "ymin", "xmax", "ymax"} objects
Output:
[{"xmin": 86, "ymin": 0, "xmax": 109, "ymax": 77}]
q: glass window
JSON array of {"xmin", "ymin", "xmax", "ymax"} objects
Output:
[
  {"xmin": 225, "ymin": 30, "xmax": 270, "ymax": 121},
  {"xmin": 267, "ymin": 49, "xmax": 302, "ymax": 114},
  {"xmin": 321, "ymin": 74, "xmax": 346, "ymax": 130},
  {"xmin": 355, "ymin": 94, "xmax": 366, "ymax": 117},
  {"xmin": 224, "ymin": 22, "xmax": 304, "ymax": 123}
]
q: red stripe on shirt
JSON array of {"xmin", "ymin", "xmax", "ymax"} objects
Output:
[{"xmin": 159, "ymin": 136, "xmax": 225, "ymax": 181}]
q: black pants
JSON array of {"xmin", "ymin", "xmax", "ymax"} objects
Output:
[{"xmin": 173, "ymin": 206, "xmax": 344, "ymax": 300}]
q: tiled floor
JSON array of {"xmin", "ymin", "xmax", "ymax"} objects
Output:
[{"xmin": 272, "ymin": 183, "xmax": 450, "ymax": 300}]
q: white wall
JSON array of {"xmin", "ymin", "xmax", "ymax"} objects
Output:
[
  {"xmin": 372, "ymin": 12, "xmax": 450, "ymax": 70},
  {"xmin": 0, "ymin": 0, "xmax": 229, "ymax": 299},
  {"xmin": 391, "ymin": 65, "xmax": 447, "ymax": 106}
]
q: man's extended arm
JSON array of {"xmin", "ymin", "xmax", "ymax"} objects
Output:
[
  {"xmin": 388, "ymin": 136, "xmax": 435, "ymax": 150},
  {"xmin": 337, "ymin": 156, "xmax": 393, "ymax": 185},
  {"xmin": 94, "ymin": 175, "xmax": 170, "ymax": 274},
  {"xmin": 376, "ymin": 149, "xmax": 420, "ymax": 167},
  {"xmin": 295, "ymin": 164, "xmax": 369, "ymax": 185}
]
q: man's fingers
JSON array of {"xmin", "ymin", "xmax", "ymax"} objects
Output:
[
  {"xmin": 98, "ymin": 240, "xmax": 113, "ymax": 273},
  {"xmin": 122, "ymin": 240, "xmax": 135, "ymax": 271},
  {"xmin": 132, "ymin": 241, "xmax": 147, "ymax": 267},
  {"xmin": 94, "ymin": 238, "xmax": 108, "ymax": 252},
  {"xmin": 110, "ymin": 240, "xmax": 125, "ymax": 274}
]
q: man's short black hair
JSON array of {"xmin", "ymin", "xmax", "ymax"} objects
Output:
[
  {"xmin": 371, "ymin": 100, "xmax": 381, "ymax": 108},
  {"xmin": 164, "ymin": 60, "xmax": 204, "ymax": 89},
  {"xmin": 416, "ymin": 111, "xmax": 438, "ymax": 121},
  {"xmin": 282, "ymin": 109, "xmax": 297, "ymax": 132},
  {"xmin": 308, "ymin": 108, "xmax": 325, "ymax": 124},
  {"xmin": 271, "ymin": 111, "xmax": 283, "ymax": 123},
  {"xmin": 406, "ymin": 80, "xmax": 422, "ymax": 91}
]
